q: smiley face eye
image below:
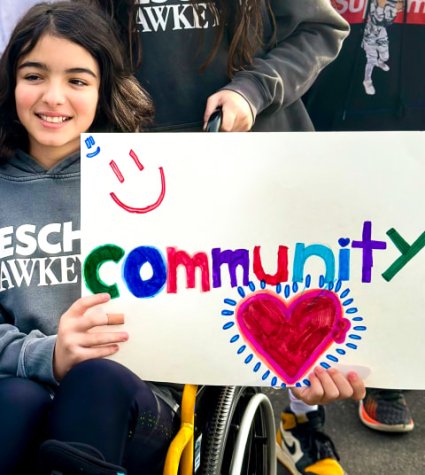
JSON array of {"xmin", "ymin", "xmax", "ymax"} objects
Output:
[{"xmin": 130, "ymin": 149, "xmax": 144, "ymax": 171}]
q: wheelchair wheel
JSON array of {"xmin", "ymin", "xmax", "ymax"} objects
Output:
[{"xmin": 200, "ymin": 386, "xmax": 276, "ymax": 475}]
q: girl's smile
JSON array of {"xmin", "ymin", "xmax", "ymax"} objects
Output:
[
  {"xmin": 15, "ymin": 34, "xmax": 100, "ymax": 169},
  {"xmin": 36, "ymin": 112, "xmax": 72, "ymax": 126}
]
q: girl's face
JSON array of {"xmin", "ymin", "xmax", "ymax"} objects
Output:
[{"xmin": 15, "ymin": 34, "xmax": 100, "ymax": 168}]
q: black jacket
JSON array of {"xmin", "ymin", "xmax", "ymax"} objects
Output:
[{"xmin": 304, "ymin": 0, "xmax": 425, "ymax": 131}]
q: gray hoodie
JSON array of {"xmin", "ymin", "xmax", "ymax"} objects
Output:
[{"xmin": 0, "ymin": 150, "xmax": 80, "ymax": 386}]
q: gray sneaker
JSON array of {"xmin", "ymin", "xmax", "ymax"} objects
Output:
[{"xmin": 359, "ymin": 389, "xmax": 414, "ymax": 433}]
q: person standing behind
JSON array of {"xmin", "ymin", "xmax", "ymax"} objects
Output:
[
  {"xmin": 303, "ymin": 0, "xmax": 424, "ymax": 434},
  {"xmin": 75, "ymin": 0, "xmax": 350, "ymax": 133}
]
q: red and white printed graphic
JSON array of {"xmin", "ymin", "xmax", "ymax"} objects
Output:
[{"xmin": 331, "ymin": 0, "xmax": 425, "ymax": 25}]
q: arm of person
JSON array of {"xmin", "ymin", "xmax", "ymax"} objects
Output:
[
  {"xmin": 204, "ymin": 0, "xmax": 350, "ymax": 131},
  {"xmin": 0, "ymin": 316, "xmax": 58, "ymax": 385},
  {"xmin": 291, "ymin": 366, "xmax": 366, "ymax": 405},
  {"xmin": 0, "ymin": 293, "xmax": 128, "ymax": 385}
]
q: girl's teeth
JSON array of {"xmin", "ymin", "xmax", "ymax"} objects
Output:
[{"xmin": 40, "ymin": 115, "xmax": 68, "ymax": 123}]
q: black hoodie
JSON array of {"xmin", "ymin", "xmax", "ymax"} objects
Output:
[
  {"xmin": 304, "ymin": 0, "xmax": 425, "ymax": 131},
  {"xmin": 132, "ymin": 0, "xmax": 349, "ymax": 131}
]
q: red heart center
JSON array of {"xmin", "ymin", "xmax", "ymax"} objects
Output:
[{"xmin": 236, "ymin": 289, "xmax": 350, "ymax": 384}]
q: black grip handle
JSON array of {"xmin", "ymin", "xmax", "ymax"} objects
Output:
[{"xmin": 205, "ymin": 108, "xmax": 222, "ymax": 132}]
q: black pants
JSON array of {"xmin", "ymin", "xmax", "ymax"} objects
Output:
[{"xmin": 0, "ymin": 359, "xmax": 179, "ymax": 475}]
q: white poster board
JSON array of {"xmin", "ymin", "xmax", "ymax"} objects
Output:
[{"xmin": 81, "ymin": 132, "xmax": 425, "ymax": 389}]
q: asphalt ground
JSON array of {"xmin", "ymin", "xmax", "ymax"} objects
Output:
[{"xmin": 264, "ymin": 388, "xmax": 425, "ymax": 475}]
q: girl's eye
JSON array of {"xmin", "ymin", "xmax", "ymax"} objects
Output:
[
  {"xmin": 24, "ymin": 74, "xmax": 42, "ymax": 81},
  {"xmin": 70, "ymin": 78, "xmax": 88, "ymax": 86}
]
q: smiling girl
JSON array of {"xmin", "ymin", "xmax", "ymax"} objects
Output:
[
  {"xmin": 14, "ymin": 34, "xmax": 100, "ymax": 168},
  {"xmin": 0, "ymin": 3, "xmax": 186, "ymax": 475}
]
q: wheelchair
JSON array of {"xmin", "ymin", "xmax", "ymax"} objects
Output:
[{"xmin": 164, "ymin": 384, "xmax": 276, "ymax": 475}]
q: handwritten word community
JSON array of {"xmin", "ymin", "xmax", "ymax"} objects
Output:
[{"xmin": 83, "ymin": 221, "xmax": 425, "ymax": 299}]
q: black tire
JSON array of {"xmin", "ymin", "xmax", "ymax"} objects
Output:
[{"xmin": 200, "ymin": 386, "xmax": 270, "ymax": 475}]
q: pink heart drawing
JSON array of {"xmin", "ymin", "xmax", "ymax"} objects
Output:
[{"xmin": 236, "ymin": 289, "xmax": 350, "ymax": 384}]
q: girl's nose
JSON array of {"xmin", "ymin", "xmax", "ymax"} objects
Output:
[{"xmin": 41, "ymin": 82, "xmax": 66, "ymax": 106}]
